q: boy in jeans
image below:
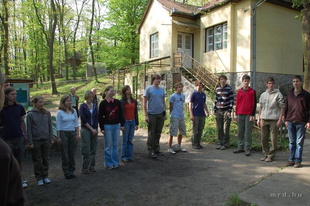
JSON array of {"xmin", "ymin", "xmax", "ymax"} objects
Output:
[
  {"xmin": 234, "ymin": 75, "xmax": 256, "ymax": 156},
  {"xmin": 168, "ymin": 82, "xmax": 186, "ymax": 154}
]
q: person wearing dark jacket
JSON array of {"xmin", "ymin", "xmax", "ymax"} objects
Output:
[
  {"xmin": 284, "ymin": 75, "xmax": 310, "ymax": 168},
  {"xmin": 27, "ymin": 96, "xmax": 54, "ymax": 186},
  {"xmin": 99, "ymin": 86, "xmax": 125, "ymax": 170},
  {"xmin": 120, "ymin": 85, "xmax": 139, "ymax": 163},
  {"xmin": 79, "ymin": 91, "xmax": 98, "ymax": 174}
]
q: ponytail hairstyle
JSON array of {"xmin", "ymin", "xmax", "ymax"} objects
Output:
[
  {"xmin": 32, "ymin": 96, "xmax": 48, "ymax": 114},
  {"xmin": 102, "ymin": 86, "xmax": 114, "ymax": 99},
  {"xmin": 121, "ymin": 85, "xmax": 134, "ymax": 103},
  {"xmin": 58, "ymin": 95, "xmax": 74, "ymax": 114},
  {"xmin": 4, "ymin": 87, "xmax": 17, "ymax": 107}
]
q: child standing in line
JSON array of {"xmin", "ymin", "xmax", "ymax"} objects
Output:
[
  {"xmin": 120, "ymin": 85, "xmax": 139, "ymax": 163},
  {"xmin": 168, "ymin": 82, "xmax": 187, "ymax": 154},
  {"xmin": 56, "ymin": 95, "xmax": 79, "ymax": 179},
  {"xmin": 99, "ymin": 86, "xmax": 125, "ymax": 170},
  {"xmin": 234, "ymin": 75, "xmax": 256, "ymax": 156},
  {"xmin": 27, "ymin": 96, "xmax": 54, "ymax": 186}
]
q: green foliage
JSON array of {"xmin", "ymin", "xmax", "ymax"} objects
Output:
[{"xmin": 225, "ymin": 194, "xmax": 244, "ymax": 206}]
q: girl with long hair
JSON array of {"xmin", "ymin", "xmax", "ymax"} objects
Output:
[
  {"xmin": 27, "ymin": 96, "xmax": 54, "ymax": 185},
  {"xmin": 99, "ymin": 86, "xmax": 124, "ymax": 170},
  {"xmin": 120, "ymin": 85, "xmax": 139, "ymax": 163},
  {"xmin": 79, "ymin": 91, "xmax": 98, "ymax": 174},
  {"xmin": 56, "ymin": 95, "xmax": 79, "ymax": 179}
]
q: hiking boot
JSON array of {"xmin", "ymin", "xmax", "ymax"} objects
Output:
[
  {"xmin": 150, "ymin": 152, "xmax": 157, "ymax": 158},
  {"xmin": 43, "ymin": 178, "xmax": 51, "ymax": 184},
  {"xmin": 245, "ymin": 149, "xmax": 251, "ymax": 156},
  {"xmin": 22, "ymin": 180, "xmax": 28, "ymax": 188},
  {"xmin": 216, "ymin": 145, "xmax": 222, "ymax": 150},
  {"xmin": 294, "ymin": 162, "xmax": 302, "ymax": 168},
  {"xmin": 286, "ymin": 161, "xmax": 295, "ymax": 167},
  {"xmin": 260, "ymin": 156, "xmax": 267, "ymax": 161},
  {"xmin": 233, "ymin": 148, "xmax": 245, "ymax": 153},
  {"xmin": 180, "ymin": 147, "xmax": 186, "ymax": 152},
  {"xmin": 38, "ymin": 180, "xmax": 44, "ymax": 186},
  {"xmin": 155, "ymin": 151, "xmax": 164, "ymax": 156},
  {"xmin": 168, "ymin": 148, "xmax": 176, "ymax": 154},
  {"xmin": 82, "ymin": 171, "xmax": 90, "ymax": 174},
  {"xmin": 220, "ymin": 146, "xmax": 227, "ymax": 150},
  {"xmin": 265, "ymin": 157, "xmax": 273, "ymax": 162}
]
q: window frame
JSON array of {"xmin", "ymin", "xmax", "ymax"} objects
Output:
[
  {"xmin": 205, "ymin": 23, "xmax": 228, "ymax": 52},
  {"xmin": 150, "ymin": 32, "xmax": 159, "ymax": 58}
]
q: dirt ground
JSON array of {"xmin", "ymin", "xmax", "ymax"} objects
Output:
[{"xmin": 23, "ymin": 108, "xmax": 290, "ymax": 206}]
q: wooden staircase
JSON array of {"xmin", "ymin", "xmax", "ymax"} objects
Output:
[{"xmin": 175, "ymin": 49, "xmax": 219, "ymax": 93}]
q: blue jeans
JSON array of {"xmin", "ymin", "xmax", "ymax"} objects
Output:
[
  {"xmin": 287, "ymin": 122, "xmax": 306, "ymax": 163},
  {"xmin": 104, "ymin": 124, "xmax": 120, "ymax": 167},
  {"xmin": 121, "ymin": 120, "xmax": 136, "ymax": 160}
]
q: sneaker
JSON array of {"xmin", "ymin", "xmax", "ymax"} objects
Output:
[
  {"xmin": 286, "ymin": 160, "xmax": 295, "ymax": 167},
  {"xmin": 155, "ymin": 151, "xmax": 164, "ymax": 156},
  {"xmin": 220, "ymin": 146, "xmax": 227, "ymax": 150},
  {"xmin": 70, "ymin": 174, "xmax": 76, "ymax": 179},
  {"xmin": 180, "ymin": 147, "xmax": 186, "ymax": 152},
  {"xmin": 216, "ymin": 145, "xmax": 222, "ymax": 150},
  {"xmin": 82, "ymin": 171, "xmax": 90, "ymax": 174},
  {"xmin": 245, "ymin": 149, "xmax": 251, "ymax": 156},
  {"xmin": 38, "ymin": 180, "xmax": 44, "ymax": 186},
  {"xmin": 107, "ymin": 166, "xmax": 114, "ymax": 170},
  {"xmin": 260, "ymin": 156, "xmax": 267, "ymax": 161},
  {"xmin": 113, "ymin": 165, "xmax": 119, "ymax": 169},
  {"xmin": 168, "ymin": 148, "xmax": 176, "ymax": 154},
  {"xmin": 265, "ymin": 157, "xmax": 273, "ymax": 162},
  {"xmin": 122, "ymin": 159, "xmax": 130, "ymax": 163},
  {"xmin": 150, "ymin": 152, "xmax": 157, "ymax": 158},
  {"xmin": 22, "ymin": 180, "xmax": 27, "ymax": 188},
  {"xmin": 198, "ymin": 144, "xmax": 203, "ymax": 149},
  {"xmin": 43, "ymin": 178, "xmax": 51, "ymax": 184},
  {"xmin": 294, "ymin": 162, "xmax": 302, "ymax": 168},
  {"xmin": 233, "ymin": 148, "xmax": 245, "ymax": 153},
  {"xmin": 128, "ymin": 159, "xmax": 134, "ymax": 162},
  {"xmin": 89, "ymin": 168, "xmax": 96, "ymax": 172}
]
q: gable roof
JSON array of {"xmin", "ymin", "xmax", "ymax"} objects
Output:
[{"xmin": 137, "ymin": 0, "xmax": 298, "ymax": 34}]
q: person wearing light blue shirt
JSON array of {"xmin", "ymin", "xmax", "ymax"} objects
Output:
[
  {"xmin": 168, "ymin": 82, "xmax": 187, "ymax": 154},
  {"xmin": 143, "ymin": 74, "xmax": 167, "ymax": 158}
]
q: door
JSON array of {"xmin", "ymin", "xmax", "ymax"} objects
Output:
[{"xmin": 177, "ymin": 32, "xmax": 193, "ymax": 68}]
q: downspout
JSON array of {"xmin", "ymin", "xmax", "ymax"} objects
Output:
[{"xmin": 252, "ymin": 0, "xmax": 266, "ymax": 90}]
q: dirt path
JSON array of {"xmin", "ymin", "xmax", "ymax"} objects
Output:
[{"xmin": 23, "ymin": 107, "xmax": 289, "ymax": 205}]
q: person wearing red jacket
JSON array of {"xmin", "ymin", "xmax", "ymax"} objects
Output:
[{"xmin": 233, "ymin": 75, "xmax": 257, "ymax": 156}]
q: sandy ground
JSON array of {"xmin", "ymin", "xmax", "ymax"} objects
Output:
[{"xmin": 22, "ymin": 108, "xmax": 290, "ymax": 206}]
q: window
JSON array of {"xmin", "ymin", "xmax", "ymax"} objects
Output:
[
  {"xmin": 205, "ymin": 23, "xmax": 227, "ymax": 52},
  {"xmin": 150, "ymin": 33, "xmax": 158, "ymax": 58}
]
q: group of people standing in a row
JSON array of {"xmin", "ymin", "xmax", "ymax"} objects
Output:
[{"xmin": 0, "ymin": 69, "xmax": 309, "ymax": 206}]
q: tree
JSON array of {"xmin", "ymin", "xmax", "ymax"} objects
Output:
[
  {"xmin": 89, "ymin": 0, "xmax": 98, "ymax": 82},
  {"xmin": 0, "ymin": 0, "xmax": 10, "ymax": 75},
  {"xmin": 33, "ymin": 0, "xmax": 58, "ymax": 94},
  {"xmin": 101, "ymin": 0, "xmax": 148, "ymax": 70},
  {"xmin": 292, "ymin": 0, "xmax": 310, "ymax": 91}
]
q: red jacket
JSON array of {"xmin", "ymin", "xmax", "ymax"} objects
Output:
[{"xmin": 235, "ymin": 87, "xmax": 257, "ymax": 116}]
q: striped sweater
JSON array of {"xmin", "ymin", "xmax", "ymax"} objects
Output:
[{"xmin": 214, "ymin": 84, "xmax": 234, "ymax": 113}]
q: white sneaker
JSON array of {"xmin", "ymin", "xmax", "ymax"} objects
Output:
[
  {"xmin": 180, "ymin": 147, "xmax": 186, "ymax": 152},
  {"xmin": 43, "ymin": 178, "xmax": 51, "ymax": 184},
  {"xmin": 168, "ymin": 148, "xmax": 176, "ymax": 154},
  {"xmin": 38, "ymin": 180, "xmax": 44, "ymax": 186},
  {"xmin": 22, "ymin": 180, "xmax": 28, "ymax": 188}
]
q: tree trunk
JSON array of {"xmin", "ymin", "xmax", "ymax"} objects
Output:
[
  {"xmin": 303, "ymin": 2, "xmax": 310, "ymax": 91},
  {"xmin": 49, "ymin": 0, "xmax": 58, "ymax": 94},
  {"xmin": 2, "ymin": 0, "xmax": 10, "ymax": 75},
  {"xmin": 89, "ymin": 0, "xmax": 98, "ymax": 82}
]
